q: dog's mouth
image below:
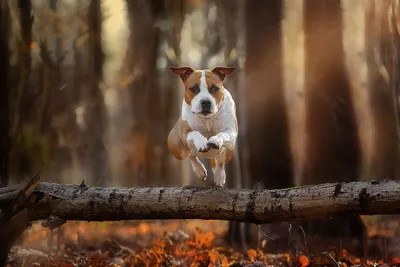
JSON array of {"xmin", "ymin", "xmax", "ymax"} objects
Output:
[
  {"xmin": 192, "ymin": 110, "xmax": 214, "ymax": 117},
  {"xmin": 200, "ymin": 110, "xmax": 212, "ymax": 116}
]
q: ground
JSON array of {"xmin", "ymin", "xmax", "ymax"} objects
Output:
[{"xmin": 6, "ymin": 217, "xmax": 400, "ymax": 267}]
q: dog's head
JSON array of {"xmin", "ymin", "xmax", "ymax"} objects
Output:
[{"xmin": 170, "ymin": 66, "xmax": 235, "ymax": 117}]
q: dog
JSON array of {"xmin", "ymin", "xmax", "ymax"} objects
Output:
[{"xmin": 168, "ymin": 66, "xmax": 237, "ymax": 187}]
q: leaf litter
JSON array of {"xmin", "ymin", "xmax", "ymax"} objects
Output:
[{"xmin": 6, "ymin": 218, "xmax": 400, "ymax": 267}]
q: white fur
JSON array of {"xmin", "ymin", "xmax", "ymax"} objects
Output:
[
  {"xmin": 186, "ymin": 131, "xmax": 208, "ymax": 152},
  {"xmin": 189, "ymin": 70, "xmax": 218, "ymax": 115},
  {"xmin": 182, "ymin": 88, "xmax": 237, "ymax": 157},
  {"xmin": 182, "ymin": 86, "xmax": 237, "ymax": 187},
  {"xmin": 181, "ymin": 71, "xmax": 237, "ymax": 187},
  {"xmin": 214, "ymin": 164, "xmax": 226, "ymax": 187}
]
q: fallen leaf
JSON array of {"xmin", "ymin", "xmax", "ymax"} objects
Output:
[
  {"xmin": 298, "ymin": 255, "xmax": 310, "ymax": 267},
  {"xmin": 247, "ymin": 249, "xmax": 257, "ymax": 261}
]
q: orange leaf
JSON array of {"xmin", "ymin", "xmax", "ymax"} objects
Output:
[
  {"xmin": 340, "ymin": 249, "xmax": 349, "ymax": 257},
  {"xmin": 247, "ymin": 249, "xmax": 257, "ymax": 261},
  {"xmin": 298, "ymin": 255, "xmax": 310, "ymax": 267},
  {"xmin": 221, "ymin": 256, "xmax": 234, "ymax": 267},
  {"xmin": 392, "ymin": 256, "xmax": 400, "ymax": 264},
  {"xmin": 186, "ymin": 249, "xmax": 197, "ymax": 257},
  {"xmin": 208, "ymin": 249, "xmax": 219, "ymax": 264},
  {"xmin": 151, "ymin": 238, "xmax": 165, "ymax": 258},
  {"xmin": 186, "ymin": 228, "xmax": 215, "ymax": 249}
]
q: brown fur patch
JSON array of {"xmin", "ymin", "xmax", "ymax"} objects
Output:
[
  {"xmin": 183, "ymin": 70, "xmax": 202, "ymax": 105},
  {"xmin": 167, "ymin": 117, "xmax": 191, "ymax": 160},
  {"xmin": 205, "ymin": 70, "xmax": 225, "ymax": 106},
  {"xmin": 209, "ymin": 158, "xmax": 217, "ymax": 170},
  {"xmin": 222, "ymin": 148, "xmax": 234, "ymax": 164}
]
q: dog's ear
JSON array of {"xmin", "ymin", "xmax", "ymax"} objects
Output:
[
  {"xmin": 170, "ymin": 66, "xmax": 195, "ymax": 82},
  {"xmin": 211, "ymin": 66, "xmax": 236, "ymax": 81}
]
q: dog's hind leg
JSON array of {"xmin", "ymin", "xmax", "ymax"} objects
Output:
[
  {"xmin": 213, "ymin": 161, "xmax": 226, "ymax": 187},
  {"xmin": 211, "ymin": 149, "xmax": 234, "ymax": 187},
  {"xmin": 168, "ymin": 120, "xmax": 189, "ymax": 160},
  {"xmin": 210, "ymin": 158, "xmax": 225, "ymax": 186}
]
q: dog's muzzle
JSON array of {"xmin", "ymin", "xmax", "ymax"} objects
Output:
[{"xmin": 200, "ymin": 99, "xmax": 212, "ymax": 115}]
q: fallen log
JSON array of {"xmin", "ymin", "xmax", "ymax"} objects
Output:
[
  {"xmin": 3, "ymin": 179, "xmax": 400, "ymax": 223},
  {"xmin": 1, "ymin": 177, "xmax": 400, "ymax": 265},
  {"xmin": 21, "ymin": 180, "xmax": 400, "ymax": 223}
]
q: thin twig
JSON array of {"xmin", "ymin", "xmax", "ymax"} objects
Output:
[
  {"xmin": 256, "ymin": 224, "xmax": 274, "ymax": 241},
  {"xmin": 298, "ymin": 225, "xmax": 308, "ymax": 251},
  {"xmin": 327, "ymin": 253, "xmax": 340, "ymax": 267}
]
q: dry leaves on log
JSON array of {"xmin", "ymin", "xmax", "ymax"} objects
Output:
[{"xmin": 6, "ymin": 220, "xmax": 400, "ymax": 267}]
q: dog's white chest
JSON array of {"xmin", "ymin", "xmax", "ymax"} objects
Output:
[{"xmin": 187, "ymin": 119, "xmax": 219, "ymax": 139}]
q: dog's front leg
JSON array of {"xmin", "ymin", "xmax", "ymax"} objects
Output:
[
  {"xmin": 186, "ymin": 131, "xmax": 209, "ymax": 180},
  {"xmin": 207, "ymin": 131, "xmax": 237, "ymax": 151}
]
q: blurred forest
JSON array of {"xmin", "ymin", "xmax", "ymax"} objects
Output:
[{"xmin": 2, "ymin": 0, "xmax": 400, "ymax": 256}]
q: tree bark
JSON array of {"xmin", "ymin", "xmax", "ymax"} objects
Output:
[{"xmin": 3, "ymin": 180, "xmax": 400, "ymax": 224}]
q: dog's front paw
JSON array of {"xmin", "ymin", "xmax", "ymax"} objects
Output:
[
  {"xmin": 208, "ymin": 136, "xmax": 223, "ymax": 150},
  {"xmin": 195, "ymin": 139, "xmax": 210, "ymax": 153},
  {"xmin": 188, "ymin": 132, "xmax": 211, "ymax": 153},
  {"xmin": 194, "ymin": 137, "xmax": 210, "ymax": 153}
]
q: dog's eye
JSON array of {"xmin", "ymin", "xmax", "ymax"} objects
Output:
[
  {"xmin": 210, "ymin": 85, "xmax": 219, "ymax": 93},
  {"xmin": 189, "ymin": 86, "xmax": 200, "ymax": 94}
]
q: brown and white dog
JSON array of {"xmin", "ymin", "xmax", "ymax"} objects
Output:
[{"xmin": 168, "ymin": 66, "xmax": 237, "ymax": 187}]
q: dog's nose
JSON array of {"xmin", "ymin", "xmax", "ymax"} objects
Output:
[{"xmin": 200, "ymin": 99, "xmax": 212, "ymax": 111}]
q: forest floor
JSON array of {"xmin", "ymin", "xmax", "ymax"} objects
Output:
[{"xmin": 6, "ymin": 216, "xmax": 400, "ymax": 267}]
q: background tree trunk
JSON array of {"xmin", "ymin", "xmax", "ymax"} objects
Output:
[
  {"xmin": 300, "ymin": 0, "xmax": 364, "ymax": 255},
  {"xmin": 365, "ymin": 0, "xmax": 400, "ymax": 179},
  {"xmin": 244, "ymin": 0, "xmax": 293, "ymax": 249},
  {"xmin": 124, "ymin": 0, "xmax": 163, "ymax": 186},
  {"xmin": 342, "ymin": 0, "xmax": 374, "ymax": 180},
  {"xmin": 163, "ymin": 0, "xmax": 187, "ymax": 186},
  {"xmin": 0, "ymin": 2, "xmax": 10, "ymax": 187},
  {"xmin": 9, "ymin": 0, "xmax": 33, "ymax": 178},
  {"xmin": 84, "ymin": 0, "xmax": 111, "ymax": 186},
  {"xmin": 218, "ymin": 0, "xmax": 248, "ymax": 250},
  {"xmin": 304, "ymin": 1, "xmax": 360, "ymax": 184},
  {"xmin": 244, "ymin": 0, "xmax": 292, "ymax": 191},
  {"xmin": 12, "ymin": 0, "xmax": 33, "ymax": 136}
]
